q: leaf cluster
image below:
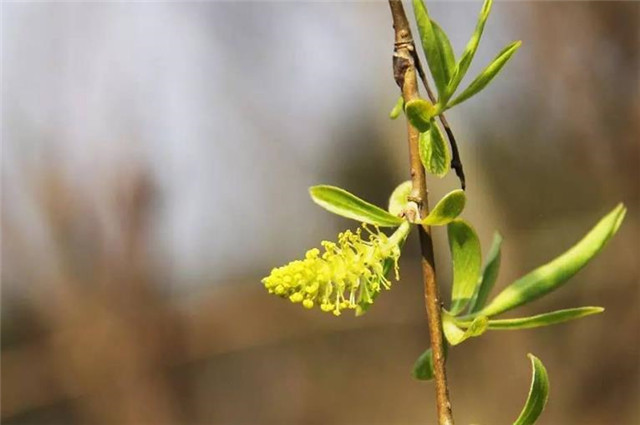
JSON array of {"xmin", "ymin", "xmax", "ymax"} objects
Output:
[
  {"xmin": 308, "ymin": 183, "xmax": 623, "ymax": 425},
  {"xmin": 391, "ymin": 0, "xmax": 521, "ymax": 180}
]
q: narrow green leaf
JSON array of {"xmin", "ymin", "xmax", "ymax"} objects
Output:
[
  {"xmin": 389, "ymin": 96, "xmax": 404, "ymax": 119},
  {"xmin": 419, "ymin": 121, "xmax": 450, "ymax": 177},
  {"xmin": 446, "ymin": 0, "xmax": 493, "ymax": 99},
  {"xmin": 468, "ymin": 232, "xmax": 503, "ymax": 313},
  {"xmin": 480, "ymin": 204, "xmax": 626, "ymax": 317},
  {"xmin": 448, "ymin": 41, "xmax": 522, "ymax": 108},
  {"xmin": 412, "ymin": 0, "xmax": 448, "ymax": 97},
  {"xmin": 448, "ymin": 219, "xmax": 482, "ymax": 314},
  {"xmin": 513, "ymin": 354, "xmax": 550, "ymax": 425},
  {"xmin": 443, "ymin": 312, "xmax": 488, "ymax": 346},
  {"xmin": 388, "ymin": 180, "xmax": 413, "ymax": 216},
  {"xmin": 432, "ymin": 20, "xmax": 456, "ymax": 84},
  {"xmin": 405, "ymin": 99, "xmax": 436, "ymax": 132},
  {"xmin": 412, "ymin": 343, "xmax": 449, "ymax": 381},
  {"xmin": 421, "ymin": 189, "xmax": 466, "ymax": 226},
  {"xmin": 486, "ymin": 307, "xmax": 603, "ymax": 330},
  {"xmin": 309, "ymin": 185, "xmax": 404, "ymax": 227}
]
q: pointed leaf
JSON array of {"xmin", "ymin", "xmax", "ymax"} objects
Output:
[
  {"xmin": 412, "ymin": 0, "xmax": 448, "ymax": 97},
  {"xmin": 432, "ymin": 20, "xmax": 456, "ymax": 84},
  {"xmin": 309, "ymin": 185, "xmax": 404, "ymax": 227},
  {"xmin": 468, "ymin": 232, "xmax": 502, "ymax": 313},
  {"xmin": 446, "ymin": 0, "xmax": 493, "ymax": 98},
  {"xmin": 421, "ymin": 189, "xmax": 466, "ymax": 226},
  {"xmin": 486, "ymin": 307, "xmax": 603, "ymax": 330},
  {"xmin": 480, "ymin": 204, "xmax": 626, "ymax": 317},
  {"xmin": 388, "ymin": 180, "xmax": 413, "ymax": 216},
  {"xmin": 443, "ymin": 312, "xmax": 488, "ymax": 346},
  {"xmin": 419, "ymin": 121, "xmax": 450, "ymax": 177},
  {"xmin": 513, "ymin": 354, "xmax": 550, "ymax": 425},
  {"xmin": 405, "ymin": 99, "xmax": 436, "ymax": 132},
  {"xmin": 389, "ymin": 96, "xmax": 404, "ymax": 119},
  {"xmin": 448, "ymin": 41, "xmax": 522, "ymax": 108},
  {"xmin": 412, "ymin": 343, "xmax": 449, "ymax": 381},
  {"xmin": 448, "ymin": 219, "xmax": 482, "ymax": 314}
]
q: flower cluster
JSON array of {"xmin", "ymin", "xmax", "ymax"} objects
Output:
[{"xmin": 262, "ymin": 224, "xmax": 404, "ymax": 316}]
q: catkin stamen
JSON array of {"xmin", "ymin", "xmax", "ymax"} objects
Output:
[{"xmin": 261, "ymin": 223, "xmax": 405, "ymax": 315}]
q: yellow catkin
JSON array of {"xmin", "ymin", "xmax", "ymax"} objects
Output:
[{"xmin": 262, "ymin": 224, "xmax": 403, "ymax": 316}]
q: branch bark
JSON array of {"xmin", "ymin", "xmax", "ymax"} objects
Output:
[{"xmin": 388, "ymin": 1, "xmax": 454, "ymax": 424}]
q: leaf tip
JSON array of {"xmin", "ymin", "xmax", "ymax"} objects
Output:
[
  {"xmin": 514, "ymin": 353, "xmax": 550, "ymax": 425},
  {"xmin": 612, "ymin": 203, "xmax": 627, "ymax": 233}
]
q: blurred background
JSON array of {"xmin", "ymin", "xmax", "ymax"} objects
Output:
[{"xmin": 2, "ymin": 1, "xmax": 638, "ymax": 424}]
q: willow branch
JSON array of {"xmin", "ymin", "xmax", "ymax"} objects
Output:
[
  {"xmin": 413, "ymin": 44, "xmax": 466, "ymax": 190},
  {"xmin": 388, "ymin": 1, "xmax": 454, "ymax": 424}
]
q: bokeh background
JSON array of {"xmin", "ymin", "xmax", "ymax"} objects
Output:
[{"xmin": 2, "ymin": 1, "xmax": 638, "ymax": 424}]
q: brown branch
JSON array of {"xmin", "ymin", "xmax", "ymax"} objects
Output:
[
  {"xmin": 388, "ymin": 1, "xmax": 454, "ymax": 425},
  {"xmin": 413, "ymin": 47, "xmax": 466, "ymax": 190}
]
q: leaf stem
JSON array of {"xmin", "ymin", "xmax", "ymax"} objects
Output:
[{"xmin": 388, "ymin": 1, "xmax": 454, "ymax": 424}]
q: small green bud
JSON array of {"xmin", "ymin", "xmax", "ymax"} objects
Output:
[{"xmin": 405, "ymin": 98, "xmax": 437, "ymax": 132}]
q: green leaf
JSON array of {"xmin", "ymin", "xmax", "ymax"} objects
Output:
[
  {"xmin": 443, "ymin": 311, "xmax": 488, "ymax": 346},
  {"xmin": 419, "ymin": 121, "xmax": 451, "ymax": 177},
  {"xmin": 421, "ymin": 189, "xmax": 466, "ymax": 226},
  {"xmin": 480, "ymin": 204, "xmax": 626, "ymax": 317},
  {"xmin": 412, "ymin": 0, "xmax": 448, "ymax": 98},
  {"xmin": 448, "ymin": 219, "xmax": 482, "ymax": 314},
  {"xmin": 405, "ymin": 99, "xmax": 436, "ymax": 132},
  {"xmin": 468, "ymin": 232, "xmax": 502, "ymax": 313},
  {"xmin": 513, "ymin": 354, "xmax": 550, "ymax": 425},
  {"xmin": 448, "ymin": 40, "xmax": 522, "ymax": 108},
  {"xmin": 446, "ymin": 0, "xmax": 493, "ymax": 99},
  {"xmin": 388, "ymin": 180, "xmax": 413, "ymax": 217},
  {"xmin": 486, "ymin": 307, "xmax": 603, "ymax": 330},
  {"xmin": 309, "ymin": 185, "xmax": 404, "ymax": 227},
  {"xmin": 412, "ymin": 348, "xmax": 436, "ymax": 380},
  {"xmin": 432, "ymin": 20, "xmax": 456, "ymax": 84},
  {"xmin": 412, "ymin": 343, "xmax": 448, "ymax": 381},
  {"xmin": 389, "ymin": 96, "xmax": 404, "ymax": 119}
]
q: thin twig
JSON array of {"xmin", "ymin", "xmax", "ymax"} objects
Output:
[
  {"xmin": 388, "ymin": 1, "xmax": 454, "ymax": 424},
  {"xmin": 413, "ymin": 48, "xmax": 466, "ymax": 190}
]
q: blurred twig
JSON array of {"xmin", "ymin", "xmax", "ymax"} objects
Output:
[{"xmin": 2, "ymin": 167, "xmax": 182, "ymax": 425}]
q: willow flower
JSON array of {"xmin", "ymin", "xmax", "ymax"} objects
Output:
[{"xmin": 262, "ymin": 221, "xmax": 410, "ymax": 316}]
